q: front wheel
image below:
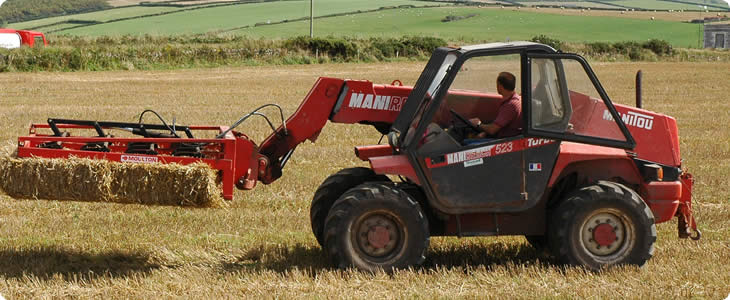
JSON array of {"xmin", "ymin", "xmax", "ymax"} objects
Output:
[
  {"xmin": 310, "ymin": 167, "xmax": 390, "ymax": 247},
  {"xmin": 548, "ymin": 181, "xmax": 656, "ymax": 271},
  {"xmin": 323, "ymin": 183, "xmax": 429, "ymax": 271}
]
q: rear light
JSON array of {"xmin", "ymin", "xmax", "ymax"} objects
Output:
[
  {"xmin": 657, "ymin": 168, "xmax": 664, "ymax": 181},
  {"xmin": 643, "ymin": 164, "xmax": 663, "ymax": 181}
]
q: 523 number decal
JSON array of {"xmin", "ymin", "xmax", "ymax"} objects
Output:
[{"xmin": 495, "ymin": 142, "xmax": 513, "ymax": 155}]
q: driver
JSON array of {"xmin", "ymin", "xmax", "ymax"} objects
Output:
[{"xmin": 468, "ymin": 72, "xmax": 522, "ymax": 139}]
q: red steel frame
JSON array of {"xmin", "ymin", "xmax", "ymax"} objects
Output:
[{"xmin": 17, "ymin": 123, "xmax": 260, "ymax": 200}]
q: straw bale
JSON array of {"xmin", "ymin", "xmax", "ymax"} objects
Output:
[{"xmin": 0, "ymin": 156, "xmax": 226, "ymax": 208}]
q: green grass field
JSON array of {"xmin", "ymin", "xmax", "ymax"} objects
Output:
[
  {"xmin": 608, "ymin": 0, "xmax": 714, "ymax": 10},
  {"xmin": 4, "ymin": 0, "xmax": 713, "ymax": 48},
  {"xmin": 9, "ymin": 6, "xmax": 184, "ymax": 30},
  {"xmin": 519, "ymin": 1, "xmax": 623, "ymax": 8},
  {"xmin": 39, "ymin": 0, "xmax": 430, "ymax": 36},
  {"xmin": 238, "ymin": 7, "xmax": 703, "ymax": 47},
  {"xmin": 515, "ymin": 0, "xmax": 729, "ymax": 9}
]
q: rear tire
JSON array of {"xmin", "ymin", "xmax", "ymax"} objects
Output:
[
  {"xmin": 310, "ymin": 167, "xmax": 390, "ymax": 247},
  {"xmin": 324, "ymin": 183, "xmax": 429, "ymax": 271},
  {"xmin": 548, "ymin": 181, "xmax": 656, "ymax": 271}
]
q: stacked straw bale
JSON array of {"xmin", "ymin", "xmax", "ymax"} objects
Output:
[{"xmin": 0, "ymin": 156, "xmax": 226, "ymax": 208}]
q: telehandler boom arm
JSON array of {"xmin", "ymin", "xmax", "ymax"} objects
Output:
[{"xmin": 256, "ymin": 77, "xmax": 412, "ymax": 184}]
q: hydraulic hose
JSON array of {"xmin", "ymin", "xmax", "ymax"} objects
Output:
[{"xmin": 216, "ymin": 104, "xmax": 287, "ymax": 139}]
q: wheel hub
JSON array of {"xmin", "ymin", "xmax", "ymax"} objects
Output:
[
  {"xmin": 581, "ymin": 211, "xmax": 627, "ymax": 257},
  {"xmin": 356, "ymin": 214, "xmax": 400, "ymax": 258},
  {"xmin": 367, "ymin": 226, "xmax": 391, "ymax": 249},
  {"xmin": 593, "ymin": 223, "xmax": 617, "ymax": 247}
]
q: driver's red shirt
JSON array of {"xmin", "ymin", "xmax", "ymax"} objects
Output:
[{"xmin": 493, "ymin": 93, "xmax": 522, "ymax": 138}]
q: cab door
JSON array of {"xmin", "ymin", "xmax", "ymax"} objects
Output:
[{"xmin": 411, "ymin": 52, "xmax": 562, "ymax": 214}]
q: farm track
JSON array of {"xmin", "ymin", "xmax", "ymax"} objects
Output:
[{"xmin": 0, "ymin": 61, "xmax": 728, "ymax": 298}]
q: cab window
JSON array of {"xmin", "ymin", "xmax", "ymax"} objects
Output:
[
  {"xmin": 529, "ymin": 58, "xmax": 627, "ymax": 143},
  {"xmin": 437, "ymin": 54, "xmax": 521, "ymax": 127}
]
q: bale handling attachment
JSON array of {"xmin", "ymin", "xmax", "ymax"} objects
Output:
[{"xmin": 13, "ymin": 78, "xmax": 412, "ymax": 201}]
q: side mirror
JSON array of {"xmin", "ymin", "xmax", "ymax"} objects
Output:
[{"xmin": 387, "ymin": 131, "xmax": 400, "ymax": 149}]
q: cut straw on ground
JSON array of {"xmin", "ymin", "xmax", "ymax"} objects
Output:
[{"xmin": 0, "ymin": 156, "xmax": 226, "ymax": 208}]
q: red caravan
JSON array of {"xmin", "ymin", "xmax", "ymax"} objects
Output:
[{"xmin": 0, "ymin": 29, "xmax": 47, "ymax": 49}]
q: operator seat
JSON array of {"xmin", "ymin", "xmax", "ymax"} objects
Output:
[{"xmin": 418, "ymin": 123, "xmax": 461, "ymax": 154}]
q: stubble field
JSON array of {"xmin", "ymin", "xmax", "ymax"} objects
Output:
[{"xmin": 0, "ymin": 61, "xmax": 728, "ymax": 298}]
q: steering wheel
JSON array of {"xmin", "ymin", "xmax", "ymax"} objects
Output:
[{"xmin": 450, "ymin": 109, "xmax": 480, "ymax": 132}]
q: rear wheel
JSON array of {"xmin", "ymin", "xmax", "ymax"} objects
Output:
[
  {"xmin": 324, "ymin": 183, "xmax": 429, "ymax": 271},
  {"xmin": 310, "ymin": 167, "xmax": 390, "ymax": 247},
  {"xmin": 548, "ymin": 181, "xmax": 656, "ymax": 270}
]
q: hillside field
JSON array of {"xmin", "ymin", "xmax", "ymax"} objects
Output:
[
  {"xmin": 0, "ymin": 61, "xmax": 728, "ymax": 298},
  {"xmin": 514, "ymin": 6, "xmax": 729, "ymax": 21},
  {"xmin": 6, "ymin": 1, "xmax": 721, "ymax": 47},
  {"xmin": 473, "ymin": 0, "xmax": 730, "ymax": 9},
  {"xmin": 239, "ymin": 7, "xmax": 704, "ymax": 47},
  {"xmin": 10, "ymin": 0, "xmax": 434, "ymax": 35}
]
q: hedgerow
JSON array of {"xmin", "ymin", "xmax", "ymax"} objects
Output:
[
  {"xmin": 0, "ymin": 35, "xmax": 726, "ymax": 72},
  {"xmin": 0, "ymin": 35, "xmax": 448, "ymax": 72}
]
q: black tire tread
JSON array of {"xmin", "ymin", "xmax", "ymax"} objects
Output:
[
  {"xmin": 548, "ymin": 180, "xmax": 657, "ymax": 270},
  {"xmin": 310, "ymin": 167, "xmax": 389, "ymax": 247},
  {"xmin": 323, "ymin": 183, "xmax": 429, "ymax": 271}
]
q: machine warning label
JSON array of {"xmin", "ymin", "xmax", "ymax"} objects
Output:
[
  {"xmin": 121, "ymin": 155, "xmax": 158, "ymax": 164},
  {"xmin": 463, "ymin": 158, "xmax": 483, "ymax": 167},
  {"xmin": 446, "ymin": 145, "xmax": 495, "ymax": 165}
]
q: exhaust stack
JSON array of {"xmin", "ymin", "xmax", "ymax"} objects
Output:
[{"xmin": 636, "ymin": 70, "xmax": 643, "ymax": 109}]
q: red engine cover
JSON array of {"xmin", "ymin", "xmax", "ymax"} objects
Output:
[{"xmin": 613, "ymin": 104, "xmax": 681, "ymax": 166}]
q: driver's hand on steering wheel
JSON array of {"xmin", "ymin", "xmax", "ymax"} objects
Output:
[{"xmin": 468, "ymin": 118, "xmax": 488, "ymax": 138}]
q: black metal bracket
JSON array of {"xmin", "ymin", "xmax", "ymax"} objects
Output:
[{"xmin": 47, "ymin": 118, "xmax": 194, "ymax": 138}]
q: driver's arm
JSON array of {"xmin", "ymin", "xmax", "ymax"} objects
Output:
[
  {"xmin": 478, "ymin": 122, "xmax": 502, "ymax": 135},
  {"xmin": 469, "ymin": 118, "xmax": 503, "ymax": 136}
]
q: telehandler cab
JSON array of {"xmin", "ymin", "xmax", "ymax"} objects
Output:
[{"xmin": 16, "ymin": 42, "xmax": 699, "ymax": 271}]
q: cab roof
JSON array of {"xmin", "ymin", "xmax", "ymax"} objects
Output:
[{"xmin": 459, "ymin": 41, "xmax": 557, "ymax": 54}]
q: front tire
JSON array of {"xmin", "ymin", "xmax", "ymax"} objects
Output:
[
  {"xmin": 310, "ymin": 167, "xmax": 390, "ymax": 247},
  {"xmin": 548, "ymin": 181, "xmax": 656, "ymax": 270},
  {"xmin": 324, "ymin": 183, "xmax": 429, "ymax": 271}
]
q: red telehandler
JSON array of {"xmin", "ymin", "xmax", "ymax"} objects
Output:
[{"xmin": 16, "ymin": 42, "xmax": 700, "ymax": 271}]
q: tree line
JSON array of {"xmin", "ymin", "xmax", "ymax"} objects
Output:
[{"xmin": 0, "ymin": 0, "xmax": 110, "ymax": 25}]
